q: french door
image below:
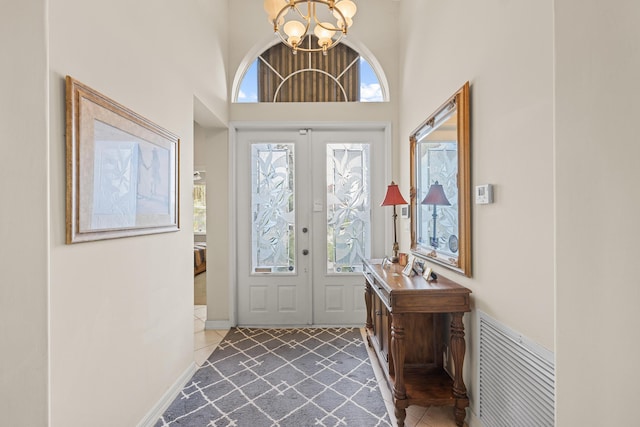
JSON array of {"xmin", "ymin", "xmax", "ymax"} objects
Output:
[{"xmin": 235, "ymin": 126, "xmax": 387, "ymax": 326}]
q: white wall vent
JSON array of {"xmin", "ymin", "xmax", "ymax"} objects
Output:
[{"xmin": 478, "ymin": 311, "xmax": 555, "ymax": 427}]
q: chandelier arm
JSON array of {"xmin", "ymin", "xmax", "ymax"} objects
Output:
[
  {"xmin": 316, "ymin": 21, "xmax": 344, "ymax": 33},
  {"xmin": 292, "ymin": 0, "xmax": 343, "ymax": 33},
  {"xmin": 315, "ymin": 1, "xmax": 347, "ymax": 33},
  {"xmin": 290, "ymin": 0, "xmax": 311, "ymax": 22},
  {"xmin": 273, "ymin": 7, "xmax": 287, "ymax": 32}
]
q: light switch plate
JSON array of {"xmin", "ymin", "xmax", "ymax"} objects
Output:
[{"xmin": 475, "ymin": 184, "xmax": 493, "ymax": 204}]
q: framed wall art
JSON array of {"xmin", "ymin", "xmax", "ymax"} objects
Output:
[{"xmin": 65, "ymin": 76, "xmax": 180, "ymax": 243}]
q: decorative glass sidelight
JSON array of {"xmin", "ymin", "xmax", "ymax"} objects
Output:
[
  {"xmin": 251, "ymin": 144, "xmax": 296, "ymax": 273},
  {"xmin": 326, "ymin": 144, "xmax": 371, "ymax": 273}
]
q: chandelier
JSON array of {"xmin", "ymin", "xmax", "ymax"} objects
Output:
[{"xmin": 263, "ymin": 0, "xmax": 357, "ymax": 55}]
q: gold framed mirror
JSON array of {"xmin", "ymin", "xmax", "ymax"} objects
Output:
[{"xmin": 410, "ymin": 82, "xmax": 471, "ymax": 276}]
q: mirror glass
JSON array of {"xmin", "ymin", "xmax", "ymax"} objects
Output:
[{"xmin": 410, "ymin": 82, "xmax": 471, "ymax": 276}]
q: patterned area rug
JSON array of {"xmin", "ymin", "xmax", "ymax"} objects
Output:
[{"xmin": 155, "ymin": 328, "xmax": 391, "ymax": 427}]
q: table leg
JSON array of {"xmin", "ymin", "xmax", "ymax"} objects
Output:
[
  {"xmin": 394, "ymin": 405, "xmax": 407, "ymax": 427},
  {"xmin": 364, "ymin": 280, "xmax": 373, "ymax": 331},
  {"xmin": 390, "ymin": 313, "xmax": 406, "ymax": 400},
  {"xmin": 450, "ymin": 312, "xmax": 469, "ymax": 427}
]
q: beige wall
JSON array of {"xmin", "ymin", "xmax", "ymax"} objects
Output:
[
  {"xmin": 0, "ymin": 2, "xmax": 49, "ymax": 426},
  {"xmin": 398, "ymin": 0, "xmax": 554, "ymax": 423},
  {"xmin": 46, "ymin": 0, "xmax": 227, "ymax": 425},
  {"xmin": 555, "ymin": 0, "xmax": 640, "ymax": 425},
  {"xmin": 204, "ymin": 128, "xmax": 230, "ymax": 323}
]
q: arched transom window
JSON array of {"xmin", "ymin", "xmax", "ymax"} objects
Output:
[{"xmin": 236, "ymin": 36, "xmax": 384, "ymax": 103}]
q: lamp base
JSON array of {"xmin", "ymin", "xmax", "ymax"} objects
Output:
[{"xmin": 390, "ymin": 241, "xmax": 400, "ymax": 263}]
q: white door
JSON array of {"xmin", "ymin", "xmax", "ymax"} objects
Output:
[{"xmin": 236, "ymin": 126, "xmax": 387, "ymax": 326}]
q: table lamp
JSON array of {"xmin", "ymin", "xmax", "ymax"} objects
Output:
[{"xmin": 381, "ymin": 181, "xmax": 408, "ymax": 262}]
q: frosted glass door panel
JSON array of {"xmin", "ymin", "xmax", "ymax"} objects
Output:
[
  {"xmin": 251, "ymin": 144, "xmax": 296, "ymax": 274},
  {"xmin": 326, "ymin": 144, "xmax": 371, "ymax": 274}
]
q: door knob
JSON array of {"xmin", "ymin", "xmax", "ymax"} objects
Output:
[{"xmin": 302, "ymin": 249, "xmax": 309, "ymax": 255}]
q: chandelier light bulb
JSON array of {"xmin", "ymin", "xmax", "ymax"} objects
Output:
[
  {"xmin": 264, "ymin": 0, "xmax": 288, "ymax": 22},
  {"xmin": 334, "ymin": 0, "xmax": 357, "ymax": 19},
  {"xmin": 314, "ymin": 22, "xmax": 336, "ymax": 41},
  {"xmin": 333, "ymin": 0, "xmax": 356, "ymax": 29},
  {"xmin": 283, "ymin": 20, "xmax": 306, "ymax": 38}
]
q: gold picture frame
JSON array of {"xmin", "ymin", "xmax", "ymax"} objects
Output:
[
  {"xmin": 410, "ymin": 82, "xmax": 471, "ymax": 276},
  {"xmin": 65, "ymin": 76, "xmax": 180, "ymax": 243}
]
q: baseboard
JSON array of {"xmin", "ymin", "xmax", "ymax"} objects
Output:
[
  {"xmin": 205, "ymin": 320, "xmax": 233, "ymax": 330},
  {"xmin": 136, "ymin": 361, "xmax": 197, "ymax": 427},
  {"xmin": 466, "ymin": 408, "xmax": 483, "ymax": 427}
]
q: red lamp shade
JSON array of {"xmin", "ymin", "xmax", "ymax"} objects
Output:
[
  {"xmin": 381, "ymin": 181, "xmax": 408, "ymax": 206},
  {"xmin": 421, "ymin": 181, "xmax": 451, "ymax": 206}
]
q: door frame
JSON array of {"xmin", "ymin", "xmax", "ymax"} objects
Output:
[{"xmin": 228, "ymin": 121, "xmax": 392, "ymax": 326}]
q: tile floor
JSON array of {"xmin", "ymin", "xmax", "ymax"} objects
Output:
[
  {"xmin": 193, "ymin": 305, "xmax": 228, "ymax": 367},
  {"xmin": 192, "ymin": 305, "xmax": 463, "ymax": 427}
]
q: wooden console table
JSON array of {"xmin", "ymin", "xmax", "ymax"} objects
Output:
[{"xmin": 363, "ymin": 259, "xmax": 471, "ymax": 427}]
